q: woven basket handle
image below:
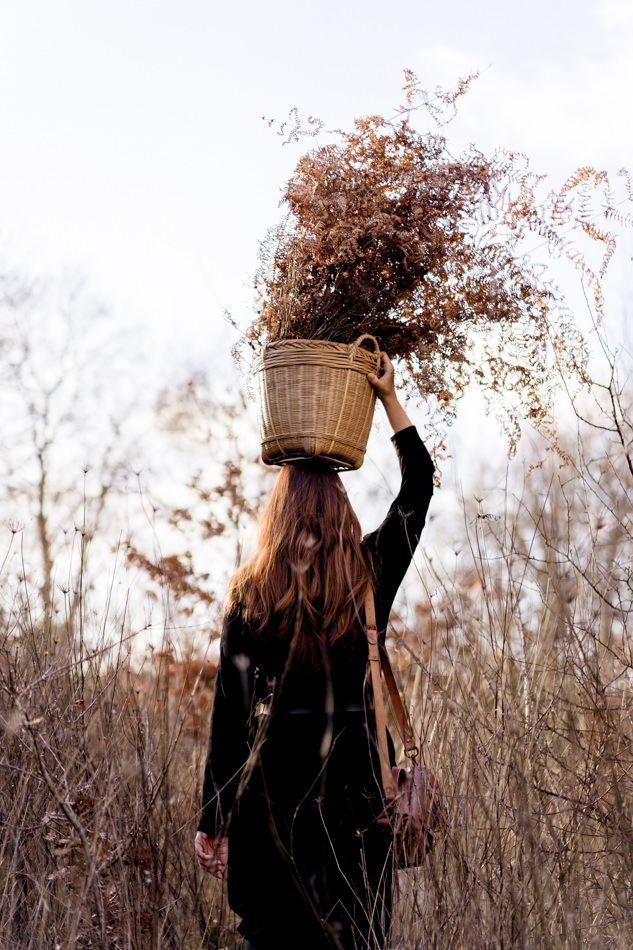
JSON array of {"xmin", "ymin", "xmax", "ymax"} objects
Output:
[{"xmin": 350, "ymin": 334, "xmax": 381, "ymax": 371}]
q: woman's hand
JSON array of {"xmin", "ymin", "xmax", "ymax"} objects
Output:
[
  {"xmin": 367, "ymin": 352, "xmax": 396, "ymax": 402},
  {"xmin": 368, "ymin": 352, "xmax": 412, "ymax": 434},
  {"xmin": 195, "ymin": 831, "xmax": 228, "ymax": 880}
]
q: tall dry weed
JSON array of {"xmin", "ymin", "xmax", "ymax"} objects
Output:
[
  {"xmin": 0, "ymin": 580, "xmax": 236, "ymax": 950},
  {"xmin": 388, "ymin": 417, "xmax": 633, "ymax": 950},
  {"xmin": 2, "ymin": 357, "xmax": 633, "ymax": 948}
]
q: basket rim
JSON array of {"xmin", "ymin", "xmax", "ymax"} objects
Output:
[{"xmin": 253, "ymin": 336, "xmax": 381, "ymax": 373}]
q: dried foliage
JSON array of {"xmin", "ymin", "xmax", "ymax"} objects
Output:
[
  {"xmin": 3, "ymin": 356, "xmax": 633, "ymax": 948},
  {"xmin": 127, "ymin": 380, "xmax": 275, "ymax": 613},
  {"xmin": 0, "ymin": 598, "xmax": 237, "ymax": 950},
  {"xmin": 124, "ymin": 547, "xmax": 215, "ymax": 610},
  {"xmin": 247, "ymin": 74, "xmax": 631, "ymax": 448},
  {"xmin": 3, "ymin": 310, "xmax": 633, "ymax": 947},
  {"xmin": 4, "ymin": 239, "xmax": 633, "ymax": 945},
  {"xmin": 387, "ymin": 387, "xmax": 633, "ymax": 949}
]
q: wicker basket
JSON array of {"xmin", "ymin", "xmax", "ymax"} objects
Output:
[{"xmin": 253, "ymin": 334, "xmax": 381, "ymax": 470}]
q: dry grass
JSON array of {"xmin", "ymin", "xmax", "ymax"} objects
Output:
[
  {"xmin": 388, "ymin": 422, "xmax": 633, "ymax": 950},
  {"xmin": 390, "ymin": 597, "xmax": 633, "ymax": 949},
  {"xmin": 2, "ymin": 388, "xmax": 633, "ymax": 949},
  {"xmin": 0, "ymin": 594, "xmax": 237, "ymax": 950}
]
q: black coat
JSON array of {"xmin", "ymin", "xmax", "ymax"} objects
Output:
[{"xmin": 198, "ymin": 426, "xmax": 434, "ymax": 950}]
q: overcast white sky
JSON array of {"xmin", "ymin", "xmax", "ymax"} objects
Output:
[
  {"xmin": 0, "ymin": 0, "xmax": 631, "ymax": 384},
  {"xmin": 1, "ymin": 0, "xmax": 632, "ymax": 627}
]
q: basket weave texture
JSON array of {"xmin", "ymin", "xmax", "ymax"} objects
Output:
[{"xmin": 253, "ymin": 335, "xmax": 381, "ymax": 471}]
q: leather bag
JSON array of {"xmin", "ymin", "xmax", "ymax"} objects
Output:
[{"xmin": 364, "ymin": 590, "xmax": 440, "ymax": 868}]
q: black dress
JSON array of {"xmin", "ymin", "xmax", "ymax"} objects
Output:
[{"xmin": 198, "ymin": 426, "xmax": 434, "ymax": 950}]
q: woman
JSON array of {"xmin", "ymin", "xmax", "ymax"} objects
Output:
[{"xmin": 195, "ymin": 354, "xmax": 434, "ymax": 950}]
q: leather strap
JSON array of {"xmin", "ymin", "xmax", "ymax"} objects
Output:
[
  {"xmin": 365, "ymin": 589, "xmax": 395, "ymax": 801},
  {"xmin": 381, "ymin": 650, "xmax": 418, "ymax": 756},
  {"xmin": 364, "ymin": 588, "xmax": 419, "ymax": 803}
]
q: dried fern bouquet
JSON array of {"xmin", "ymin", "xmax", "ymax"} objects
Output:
[{"xmin": 246, "ymin": 76, "xmax": 618, "ymax": 449}]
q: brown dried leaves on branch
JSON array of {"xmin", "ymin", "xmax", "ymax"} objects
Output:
[{"xmin": 248, "ymin": 76, "xmax": 629, "ymax": 448}]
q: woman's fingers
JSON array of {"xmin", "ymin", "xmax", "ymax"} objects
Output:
[
  {"xmin": 368, "ymin": 352, "xmax": 395, "ymax": 398},
  {"xmin": 195, "ymin": 832, "xmax": 228, "ymax": 879}
]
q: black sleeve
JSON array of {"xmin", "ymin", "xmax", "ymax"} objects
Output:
[
  {"xmin": 197, "ymin": 610, "xmax": 255, "ymax": 836},
  {"xmin": 364, "ymin": 425, "xmax": 434, "ymax": 634}
]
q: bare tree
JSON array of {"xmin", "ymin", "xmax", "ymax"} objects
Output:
[
  {"xmin": 0, "ymin": 272, "xmax": 142, "ymax": 625},
  {"xmin": 125, "ymin": 372, "xmax": 275, "ymax": 628}
]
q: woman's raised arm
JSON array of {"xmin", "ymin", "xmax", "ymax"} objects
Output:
[{"xmin": 368, "ymin": 352, "xmax": 412, "ymax": 434}]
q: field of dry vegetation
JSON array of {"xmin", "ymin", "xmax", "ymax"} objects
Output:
[{"xmin": 2, "ymin": 281, "xmax": 633, "ymax": 949}]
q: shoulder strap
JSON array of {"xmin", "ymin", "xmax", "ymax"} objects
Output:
[
  {"xmin": 364, "ymin": 589, "xmax": 395, "ymax": 800},
  {"xmin": 364, "ymin": 589, "xmax": 419, "ymax": 802},
  {"xmin": 381, "ymin": 648, "xmax": 418, "ymax": 757}
]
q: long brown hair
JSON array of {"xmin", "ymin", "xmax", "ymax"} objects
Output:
[{"xmin": 227, "ymin": 464, "xmax": 372, "ymax": 652}]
